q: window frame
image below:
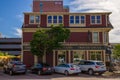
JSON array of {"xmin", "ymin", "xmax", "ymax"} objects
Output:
[
  {"xmin": 91, "ymin": 15, "xmax": 101, "ymax": 24},
  {"xmin": 70, "ymin": 15, "xmax": 85, "ymax": 24},
  {"xmin": 47, "ymin": 15, "xmax": 63, "ymax": 24},
  {"xmin": 29, "ymin": 15, "xmax": 40, "ymax": 24},
  {"xmin": 92, "ymin": 32, "xmax": 99, "ymax": 43}
]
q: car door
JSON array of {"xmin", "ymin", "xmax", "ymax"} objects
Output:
[
  {"xmin": 78, "ymin": 61, "xmax": 86, "ymax": 71},
  {"xmin": 55, "ymin": 64, "xmax": 63, "ymax": 73}
]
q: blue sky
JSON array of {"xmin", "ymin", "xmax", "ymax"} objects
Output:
[
  {"xmin": 0, "ymin": 0, "xmax": 71, "ymax": 38},
  {"xmin": 0, "ymin": 0, "xmax": 120, "ymax": 43}
]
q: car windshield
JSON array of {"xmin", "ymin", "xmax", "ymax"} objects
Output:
[
  {"xmin": 70, "ymin": 64, "xmax": 78, "ymax": 68},
  {"xmin": 12, "ymin": 61, "xmax": 23, "ymax": 65},
  {"xmin": 96, "ymin": 62, "xmax": 104, "ymax": 65}
]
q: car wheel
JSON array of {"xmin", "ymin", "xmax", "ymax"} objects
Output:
[
  {"xmin": 9, "ymin": 70, "xmax": 13, "ymax": 76},
  {"xmin": 88, "ymin": 69, "xmax": 94, "ymax": 75},
  {"xmin": 38, "ymin": 70, "xmax": 41, "ymax": 75},
  {"xmin": 64, "ymin": 70, "xmax": 69, "ymax": 76}
]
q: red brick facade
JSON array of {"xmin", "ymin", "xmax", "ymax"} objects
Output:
[{"xmin": 22, "ymin": 0, "xmax": 113, "ymax": 67}]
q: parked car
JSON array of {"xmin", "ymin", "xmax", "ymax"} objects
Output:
[
  {"xmin": 30, "ymin": 63, "xmax": 53, "ymax": 75},
  {"xmin": 78, "ymin": 60, "xmax": 107, "ymax": 75},
  {"xmin": 3, "ymin": 61, "xmax": 27, "ymax": 75},
  {"xmin": 54, "ymin": 63, "xmax": 81, "ymax": 76}
]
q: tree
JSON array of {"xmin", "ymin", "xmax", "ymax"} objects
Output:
[
  {"xmin": 113, "ymin": 44, "xmax": 120, "ymax": 59},
  {"xmin": 30, "ymin": 25, "xmax": 70, "ymax": 58}
]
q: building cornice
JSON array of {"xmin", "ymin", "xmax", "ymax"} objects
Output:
[{"xmin": 24, "ymin": 12, "xmax": 112, "ymax": 15}]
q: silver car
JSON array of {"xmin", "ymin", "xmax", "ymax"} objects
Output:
[
  {"xmin": 54, "ymin": 63, "xmax": 81, "ymax": 76},
  {"xmin": 78, "ymin": 60, "xmax": 106, "ymax": 75},
  {"xmin": 3, "ymin": 61, "xmax": 27, "ymax": 75}
]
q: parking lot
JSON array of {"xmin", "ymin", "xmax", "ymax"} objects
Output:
[{"xmin": 0, "ymin": 70, "xmax": 120, "ymax": 80}]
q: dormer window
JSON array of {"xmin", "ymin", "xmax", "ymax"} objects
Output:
[{"xmin": 91, "ymin": 15, "xmax": 101, "ymax": 24}]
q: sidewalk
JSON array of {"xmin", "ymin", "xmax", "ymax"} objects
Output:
[{"xmin": 103, "ymin": 71, "xmax": 120, "ymax": 77}]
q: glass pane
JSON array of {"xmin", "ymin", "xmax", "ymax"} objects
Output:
[
  {"xmin": 97, "ymin": 16, "xmax": 100, "ymax": 19},
  {"xmin": 91, "ymin": 16, "xmax": 95, "ymax": 19},
  {"xmin": 58, "ymin": 53, "xmax": 66, "ymax": 64},
  {"xmin": 59, "ymin": 16, "xmax": 62, "ymax": 23},
  {"xmin": 30, "ymin": 15, "xmax": 34, "ymax": 23},
  {"xmin": 75, "ymin": 16, "xmax": 79, "ymax": 19},
  {"xmin": 48, "ymin": 16, "xmax": 52, "ymax": 23},
  {"xmin": 93, "ymin": 32, "xmax": 98, "ymax": 42},
  {"xmin": 48, "ymin": 16, "xmax": 52, "ymax": 19},
  {"xmin": 35, "ymin": 16, "xmax": 40, "ymax": 23},
  {"xmin": 70, "ymin": 16, "xmax": 74, "ymax": 19},
  {"xmin": 70, "ymin": 20, "xmax": 74, "ymax": 24}
]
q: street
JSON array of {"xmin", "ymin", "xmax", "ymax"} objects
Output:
[{"xmin": 0, "ymin": 71, "xmax": 120, "ymax": 80}]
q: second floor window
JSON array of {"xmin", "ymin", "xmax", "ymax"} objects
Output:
[
  {"xmin": 48, "ymin": 15, "xmax": 63, "ymax": 24},
  {"xmin": 93, "ymin": 32, "xmax": 99, "ymax": 43},
  {"xmin": 30, "ymin": 15, "xmax": 34, "ymax": 23},
  {"xmin": 70, "ymin": 15, "xmax": 85, "ymax": 24},
  {"xmin": 91, "ymin": 15, "xmax": 101, "ymax": 24},
  {"xmin": 30, "ymin": 15, "xmax": 40, "ymax": 24}
]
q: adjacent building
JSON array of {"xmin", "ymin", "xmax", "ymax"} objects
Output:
[
  {"xmin": 0, "ymin": 38, "xmax": 21, "ymax": 56},
  {"xmin": 22, "ymin": 0, "xmax": 113, "ymax": 67}
]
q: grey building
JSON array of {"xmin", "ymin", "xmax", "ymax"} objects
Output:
[{"xmin": 0, "ymin": 38, "xmax": 21, "ymax": 56}]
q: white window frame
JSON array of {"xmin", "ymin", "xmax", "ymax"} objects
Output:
[
  {"xmin": 90, "ymin": 15, "xmax": 102, "ymax": 24},
  {"xmin": 47, "ymin": 15, "xmax": 63, "ymax": 24},
  {"xmin": 70, "ymin": 15, "xmax": 85, "ymax": 24},
  {"xmin": 29, "ymin": 15, "xmax": 40, "ymax": 24}
]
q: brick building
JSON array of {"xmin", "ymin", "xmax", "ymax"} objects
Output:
[{"xmin": 22, "ymin": 0, "xmax": 113, "ymax": 67}]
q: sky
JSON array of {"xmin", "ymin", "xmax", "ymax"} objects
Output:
[{"xmin": 0, "ymin": 0, "xmax": 120, "ymax": 43}]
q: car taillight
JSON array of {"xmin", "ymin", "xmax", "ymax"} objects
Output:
[
  {"xmin": 43, "ymin": 68, "xmax": 47, "ymax": 71},
  {"xmin": 70, "ymin": 68, "xmax": 75, "ymax": 70},
  {"xmin": 13, "ymin": 64, "xmax": 16, "ymax": 67},
  {"xmin": 95, "ymin": 66, "xmax": 100, "ymax": 68}
]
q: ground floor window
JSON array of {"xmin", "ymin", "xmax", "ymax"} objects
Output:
[
  {"xmin": 90, "ymin": 51, "xmax": 102, "ymax": 60},
  {"xmin": 73, "ymin": 51, "xmax": 85, "ymax": 63},
  {"xmin": 58, "ymin": 51, "xmax": 66, "ymax": 64}
]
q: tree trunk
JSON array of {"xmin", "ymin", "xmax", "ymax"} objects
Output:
[
  {"xmin": 34, "ymin": 55, "xmax": 38, "ymax": 64},
  {"xmin": 43, "ymin": 49, "xmax": 46, "ymax": 63}
]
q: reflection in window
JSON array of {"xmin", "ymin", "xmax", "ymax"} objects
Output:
[
  {"xmin": 30, "ymin": 15, "xmax": 34, "ymax": 23},
  {"xmin": 91, "ymin": 15, "xmax": 101, "ymax": 24},
  {"xmin": 90, "ymin": 51, "xmax": 102, "ymax": 60},
  {"xmin": 93, "ymin": 32, "xmax": 99, "ymax": 43},
  {"xmin": 70, "ymin": 16, "xmax": 74, "ymax": 24},
  {"xmin": 81, "ymin": 16, "xmax": 85, "ymax": 24},
  {"xmin": 58, "ymin": 52, "xmax": 66, "ymax": 64},
  {"xmin": 104, "ymin": 32, "xmax": 108, "ymax": 43},
  {"xmin": 75, "ymin": 16, "xmax": 79, "ymax": 24},
  {"xmin": 48, "ymin": 16, "xmax": 52, "ymax": 23},
  {"xmin": 73, "ymin": 51, "xmax": 85, "ymax": 63},
  {"xmin": 58, "ymin": 16, "xmax": 63, "ymax": 23},
  {"xmin": 35, "ymin": 16, "xmax": 40, "ymax": 23},
  {"xmin": 53, "ymin": 16, "xmax": 57, "ymax": 23}
]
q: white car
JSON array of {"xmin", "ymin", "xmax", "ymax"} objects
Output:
[
  {"xmin": 54, "ymin": 63, "xmax": 81, "ymax": 76},
  {"xmin": 78, "ymin": 60, "xmax": 106, "ymax": 75}
]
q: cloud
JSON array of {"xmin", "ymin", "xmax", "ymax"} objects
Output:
[
  {"xmin": 14, "ymin": 28, "xmax": 22, "ymax": 37},
  {"xmin": 70, "ymin": 0, "xmax": 120, "ymax": 43},
  {"xmin": 16, "ymin": 14, "xmax": 23, "ymax": 22}
]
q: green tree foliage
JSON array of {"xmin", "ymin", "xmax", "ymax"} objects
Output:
[
  {"xmin": 113, "ymin": 44, "xmax": 120, "ymax": 59},
  {"xmin": 30, "ymin": 25, "xmax": 70, "ymax": 57}
]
